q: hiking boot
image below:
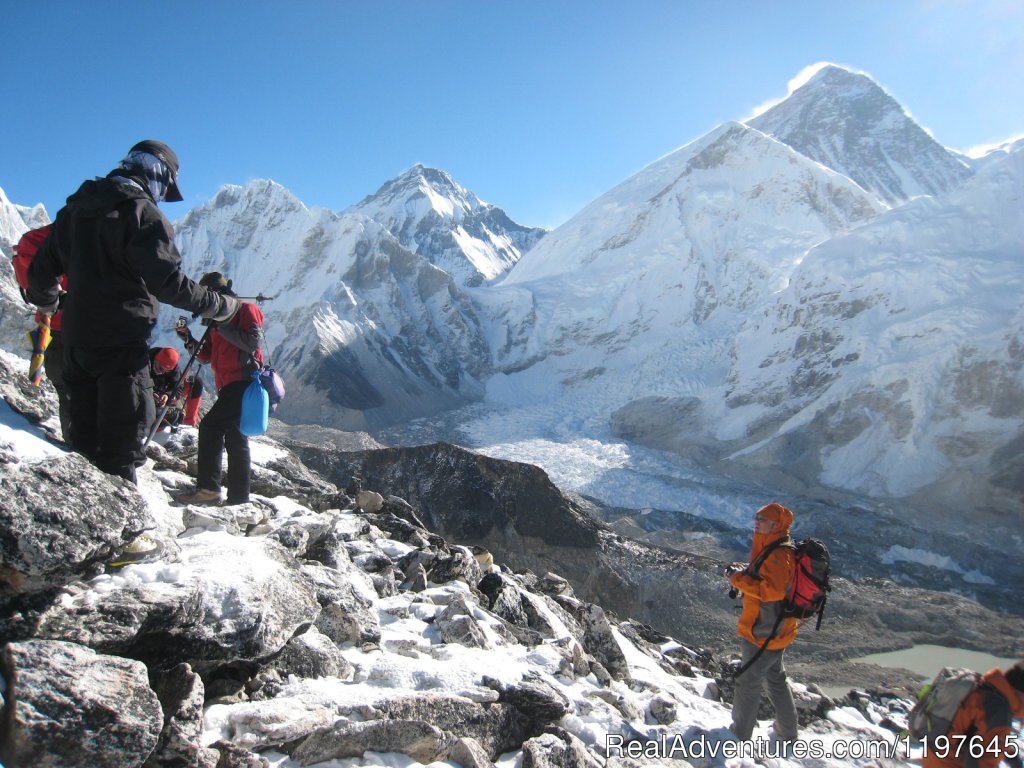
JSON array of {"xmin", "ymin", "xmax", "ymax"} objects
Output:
[
  {"xmin": 176, "ymin": 487, "xmax": 222, "ymax": 505},
  {"xmin": 108, "ymin": 533, "xmax": 165, "ymax": 568}
]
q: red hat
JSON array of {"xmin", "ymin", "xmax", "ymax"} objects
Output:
[{"xmin": 154, "ymin": 347, "xmax": 179, "ymax": 371}]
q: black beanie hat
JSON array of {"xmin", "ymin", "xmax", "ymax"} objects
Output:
[
  {"xmin": 128, "ymin": 140, "xmax": 183, "ymax": 202},
  {"xmin": 1006, "ymin": 661, "xmax": 1024, "ymax": 692},
  {"xmin": 199, "ymin": 272, "xmax": 233, "ymax": 293}
]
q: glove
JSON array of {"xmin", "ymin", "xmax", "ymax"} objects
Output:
[
  {"xmin": 210, "ymin": 295, "xmax": 240, "ymax": 324},
  {"xmin": 722, "ymin": 563, "xmax": 744, "ymax": 578}
]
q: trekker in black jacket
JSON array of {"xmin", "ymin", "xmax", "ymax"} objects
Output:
[{"xmin": 27, "ymin": 140, "xmax": 238, "ymax": 483}]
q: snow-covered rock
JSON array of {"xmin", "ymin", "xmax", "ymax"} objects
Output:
[{"xmin": 1, "ymin": 354, "xmax": 1022, "ymax": 768}]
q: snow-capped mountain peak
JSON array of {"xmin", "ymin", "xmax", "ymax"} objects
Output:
[
  {"xmin": 357, "ymin": 163, "xmax": 482, "ymax": 222},
  {"xmin": 747, "ymin": 63, "xmax": 972, "ymax": 204},
  {"xmin": 350, "ymin": 165, "xmax": 546, "ymax": 287},
  {"xmin": 0, "ymin": 185, "xmax": 49, "ymax": 253}
]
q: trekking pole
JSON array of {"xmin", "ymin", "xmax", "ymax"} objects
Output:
[
  {"xmin": 144, "ymin": 323, "xmax": 214, "ymax": 448},
  {"xmin": 235, "ymin": 293, "xmax": 275, "ymax": 305}
]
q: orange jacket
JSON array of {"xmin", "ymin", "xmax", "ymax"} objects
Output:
[
  {"xmin": 921, "ymin": 668, "xmax": 1024, "ymax": 768},
  {"xmin": 729, "ymin": 503, "xmax": 798, "ymax": 650}
]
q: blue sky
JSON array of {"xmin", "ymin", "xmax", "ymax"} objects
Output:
[{"xmin": 3, "ymin": 1, "xmax": 1022, "ymax": 229}]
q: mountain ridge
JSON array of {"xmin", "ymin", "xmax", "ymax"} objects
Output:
[{"xmin": 747, "ymin": 64, "xmax": 973, "ymax": 205}]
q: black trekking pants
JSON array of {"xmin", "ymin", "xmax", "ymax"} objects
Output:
[
  {"xmin": 62, "ymin": 344, "xmax": 154, "ymax": 483},
  {"xmin": 196, "ymin": 380, "xmax": 251, "ymax": 503},
  {"xmin": 44, "ymin": 330, "xmax": 71, "ymax": 442}
]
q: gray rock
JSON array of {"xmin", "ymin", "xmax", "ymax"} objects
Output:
[
  {"xmin": 270, "ymin": 625, "xmax": 353, "ymax": 680},
  {"xmin": 484, "ymin": 675, "xmax": 569, "ymax": 724},
  {"xmin": 356, "ymin": 490, "xmax": 384, "ymax": 513},
  {"xmin": 578, "ymin": 604, "xmax": 630, "ymax": 681},
  {"xmin": 436, "ymin": 596, "xmax": 492, "ymax": 649},
  {"xmin": 0, "ymin": 639, "xmax": 162, "ymax": 768},
  {"xmin": 648, "ymin": 692, "xmax": 678, "ymax": 725},
  {"xmin": 268, "ymin": 521, "xmax": 312, "ymax": 554},
  {"xmin": 448, "ymin": 736, "xmax": 496, "ymax": 768},
  {"xmin": 400, "ymin": 561, "xmax": 428, "ymax": 592},
  {"xmin": 478, "ymin": 572, "xmax": 530, "ymax": 627},
  {"xmin": 145, "ymin": 663, "xmax": 219, "ymax": 768},
  {"xmin": 292, "ymin": 718, "xmax": 453, "ymax": 766},
  {"xmin": 430, "ymin": 545, "xmax": 485, "ymax": 586},
  {"xmin": 182, "ymin": 503, "xmax": 267, "ymax": 535},
  {"xmin": 586, "ymin": 689, "xmax": 644, "ymax": 722},
  {"xmin": 363, "ymin": 692, "xmax": 528, "ymax": 759},
  {"xmin": 209, "ymin": 740, "xmax": 271, "ymax": 767},
  {"xmin": 35, "ymin": 535, "xmax": 320, "ymax": 671},
  {"xmin": 0, "ymin": 453, "xmax": 150, "ymax": 596},
  {"xmin": 381, "ymin": 494, "xmax": 429, "ymax": 529},
  {"xmin": 521, "ymin": 727, "xmax": 603, "ymax": 768},
  {"xmin": 303, "ymin": 562, "xmax": 381, "ymax": 646}
]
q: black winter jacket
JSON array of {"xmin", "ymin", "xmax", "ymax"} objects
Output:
[{"xmin": 27, "ymin": 174, "xmax": 221, "ymax": 347}]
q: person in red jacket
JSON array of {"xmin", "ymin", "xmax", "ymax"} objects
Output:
[
  {"xmin": 921, "ymin": 662, "xmax": 1024, "ymax": 768},
  {"xmin": 13, "ymin": 225, "xmax": 71, "ymax": 439},
  {"xmin": 724, "ymin": 503, "xmax": 800, "ymax": 742},
  {"xmin": 175, "ymin": 273, "xmax": 264, "ymax": 505}
]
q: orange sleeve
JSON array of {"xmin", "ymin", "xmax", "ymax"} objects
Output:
[{"xmin": 730, "ymin": 549, "xmax": 792, "ymax": 602}]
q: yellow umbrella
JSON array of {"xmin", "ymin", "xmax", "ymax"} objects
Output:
[{"xmin": 26, "ymin": 314, "xmax": 52, "ymax": 386}]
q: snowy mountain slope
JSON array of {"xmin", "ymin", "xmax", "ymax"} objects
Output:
[
  {"xmin": 747, "ymin": 64, "xmax": 973, "ymax": 206},
  {"xmin": 0, "ymin": 185, "xmax": 48, "ymax": 251},
  {"xmin": 615, "ymin": 146, "xmax": 1024, "ymax": 536},
  {"xmin": 350, "ymin": 164, "xmax": 546, "ymax": 287},
  {"xmin": 488, "ymin": 121, "xmax": 885, "ymax": 404},
  {"xmin": 962, "ymin": 135, "xmax": 1024, "ymax": 172},
  {"xmin": 0, "ymin": 186, "xmax": 50, "ymax": 350},
  {"xmin": 172, "ymin": 180, "xmax": 490, "ymax": 430}
]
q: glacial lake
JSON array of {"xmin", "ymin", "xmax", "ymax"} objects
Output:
[{"xmin": 853, "ymin": 645, "xmax": 1020, "ymax": 685}]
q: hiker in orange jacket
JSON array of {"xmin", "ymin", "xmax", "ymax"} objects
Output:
[
  {"xmin": 724, "ymin": 502, "xmax": 799, "ymax": 741},
  {"xmin": 921, "ymin": 662, "xmax": 1024, "ymax": 768}
]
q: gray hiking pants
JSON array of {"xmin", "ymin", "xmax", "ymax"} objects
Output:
[{"xmin": 730, "ymin": 639, "xmax": 798, "ymax": 741}]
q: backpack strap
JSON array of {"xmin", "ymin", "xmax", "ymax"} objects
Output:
[{"xmin": 747, "ymin": 537, "xmax": 794, "ymax": 579}]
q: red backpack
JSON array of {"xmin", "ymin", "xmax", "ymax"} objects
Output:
[
  {"xmin": 11, "ymin": 224, "xmax": 65, "ymax": 330},
  {"xmin": 732, "ymin": 537, "xmax": 832, "ymax": 678}
]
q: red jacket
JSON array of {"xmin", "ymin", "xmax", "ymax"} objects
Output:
[{"xmin": 198, "ymin": 301, "xmax": 264, "ymax": 390}]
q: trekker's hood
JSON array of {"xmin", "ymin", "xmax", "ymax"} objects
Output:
[
  {"xmin": 65, "ymin": 174, "xmax": 154, "ymax": 215},
  {"xmin": 751, "ymin": 502, "xmax": 794, "ymax": 557}
]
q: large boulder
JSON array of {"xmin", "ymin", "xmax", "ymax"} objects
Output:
[
  {"xmin": 0, "ymin": 451, "xmax": 151, "ymax": 597},
  {"xmin": 0, "ymin": 639, "xmax": 162, "ymax": 768},
  {"xmin": 34, "ymin": 532, "xmax": 320, "ymax": 671}
]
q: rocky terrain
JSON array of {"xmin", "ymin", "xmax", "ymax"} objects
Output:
[{"xmin": 4, "ymin": 350, "xmax": 1020, "ymax": 767}]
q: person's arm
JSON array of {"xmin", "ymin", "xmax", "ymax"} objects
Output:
[
  {"xmin": 25, "ymin": 229, "xmax": 64, "ymax": 312},
  {"xmin": 729, "ymin": 547, "xmax": 791, "ymax": 602},
  {"xmin": 129, "ymin": 204, "xmax": 237, "ymax": 322},
  {"xmin": 214, "ymin": 304, "xmax": 264, "ymax": 356}
]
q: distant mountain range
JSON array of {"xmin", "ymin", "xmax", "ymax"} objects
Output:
[{"xmin": 1, "ymin": 63, "xmax": 1020, "ymax": 545}]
